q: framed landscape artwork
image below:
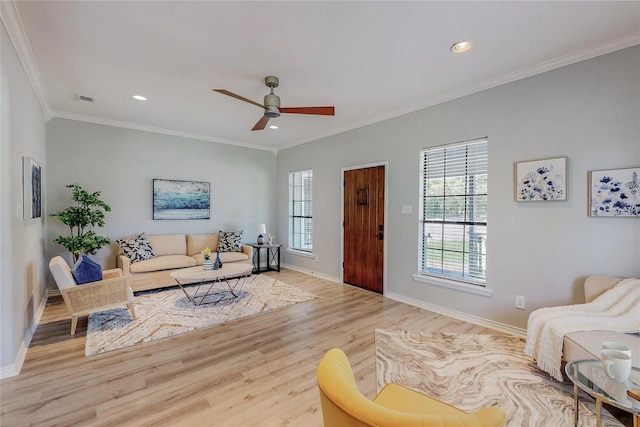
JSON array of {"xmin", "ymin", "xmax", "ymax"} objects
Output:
[
  {"xmin": 514, "ymin": 157, "xmax": 567, "ymax": 202},
  {"xmin": 23, "ymin": 157, "xmax": 42, "ymax": 219},
  {"xmin": 588, "ymin": 167, "xmax": 640, "ymax": 218},
  {"xmin": 153, "ymin": 179, "xmax": 210, "ymax": 220}
]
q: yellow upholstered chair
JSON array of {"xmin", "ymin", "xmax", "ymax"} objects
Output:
[
  {"xmin": 49, "ymin": 256, "xmax": 136, "ymax": 335},
  {"xmin": 317, "ymin": 348, "xmax": 507, "ymax": 427}
]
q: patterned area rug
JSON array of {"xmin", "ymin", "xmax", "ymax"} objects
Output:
[
  {"xmin": 375, "ymin": 330, "xmax": 624, "ymax": 427},
  {"xmin": 85, "ymin": 275, "xmax": 317, "ymax": 356}
]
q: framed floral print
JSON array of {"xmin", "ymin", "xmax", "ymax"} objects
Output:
[
  {"xmin": 515, "ymin": 157, "xmax": 567, "ymax": 202},
  {"xmin": 589, "ymin": 167, "xmax": 640, "ymax": 217}
]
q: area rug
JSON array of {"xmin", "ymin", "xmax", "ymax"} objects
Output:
[
  {"xmin": 85, "ymin": 275, "xmax": 317, "ymax": 356},
  {"xmin": 375, "ymin": 329, "xmax": 623, "ymax": 427}
]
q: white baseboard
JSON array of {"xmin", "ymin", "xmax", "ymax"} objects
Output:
[
  {"xmin": 386, "ymin": 291, "xmax": 527, "ymax": 338},
  {"xmin": 281, "ymin": 266, "xmax": 526, "ymax": 338},
  {"xmin": 0, "ymin": 292, "xmax": 48, "ymax": 379},
  {"xmin": 0, "ymin": 341, "xmax": 27, "ymax": 379},
  {"xmin": 46, "ymin": 288, "xmax": 61, "ymax": 297},
  {"xmin": 281, "ymin": 263, "xmax": 342, "ymax": 284}
]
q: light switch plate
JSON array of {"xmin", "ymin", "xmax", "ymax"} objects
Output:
[{"xmin": 401, "ymin": 205, "xmax": 413, "ymax": 214}]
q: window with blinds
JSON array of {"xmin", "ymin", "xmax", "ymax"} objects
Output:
[
  {"xmin": 419, "ymin": 138, "xmax": 488, "ymax": 284},
  {"xmin": 289, "ymin": 169, "xmax": 313, "ymax": 252}
]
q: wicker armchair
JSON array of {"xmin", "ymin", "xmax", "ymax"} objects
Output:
[{"xmin": 49, "ymin": 256, "xmax": 136, "ymax": 335}]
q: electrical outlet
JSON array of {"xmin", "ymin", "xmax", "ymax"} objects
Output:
[
  {"xmin": 314, "ymin": 254, "xmax": 319, "ymax": 262},
  {"xmin": 515, "ymin": 295, "xmax": 526, "ymax": 310}
]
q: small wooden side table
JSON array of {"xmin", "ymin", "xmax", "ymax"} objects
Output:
[{"xmin": 247, "ymin": 243, "xmax": 282, "ymax": 274}]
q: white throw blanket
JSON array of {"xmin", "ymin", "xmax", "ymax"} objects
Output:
[{"xmin": 524, "ymin": 278, "xmax": 640, "ymax": 381}]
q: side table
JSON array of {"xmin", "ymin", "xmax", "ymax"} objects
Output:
[
  {"xmin": 565, "ymin": 359, "xmax": 640, "ymax": 427},
  {"xmin": 247, "ymin": 243, "xmax": 282, "ymax": 274}
]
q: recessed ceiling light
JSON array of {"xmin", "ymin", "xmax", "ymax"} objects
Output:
[
  {"xmin": 450, "ymin": 41, "xmax": 473, "ymax": 54},
  {"xmin": 269, "ymin": 125, "xmax": 279, "ymax": 129},
  {"xmin": 132, "ymin": 95, "xmax": 147, "ymax": 101}
]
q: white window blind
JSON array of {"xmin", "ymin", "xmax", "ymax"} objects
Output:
[
  {"xmin": 419, "ymin": 138, "xmax": 488, "ymax": 284},
  {"xmin": 289, "ymin": 169, "xmax": 313, "ymax": 252}
]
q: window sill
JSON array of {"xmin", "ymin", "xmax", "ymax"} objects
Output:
[
  {"xmin": 286, "ymin": 248, "xmax": 315, "ymax": 259},
  {"xmin": 412, "ymin": 274, "xmax": 493, "ymax": 297}
]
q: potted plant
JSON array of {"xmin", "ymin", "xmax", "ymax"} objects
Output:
[
  {"xmin": 201, "ymin": 247, "xmax": 214, "ymax": 270},
  {"xmin": 51, "ymin": 183, "xmax": 112, "ymax": 263}
]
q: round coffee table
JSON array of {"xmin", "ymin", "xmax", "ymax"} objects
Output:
[
  {"xmin": 169, "ymin": 263, "xmax": 252, "ymax": 306},
  {"xmin": 565, "ymin": 359, "xmax": 640, "ymax": 427}
]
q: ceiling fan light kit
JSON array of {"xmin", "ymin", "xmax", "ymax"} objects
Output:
[{"xmin": 213, "ymin": 75, "xmax": 335, "ymax": 131}]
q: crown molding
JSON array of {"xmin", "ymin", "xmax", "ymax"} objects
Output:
[
  {"xmin": 50, "ymin": 111, "xmax": 278, "ymax": 153},
  {"xmin": 0, "ymin": 0, "xmax": 50, "ymax": 114},
  {"xmin": 279, "ymin": 33, "xmax": 640, "ymax": 151},
  {"xmin": 3, "ymin": 0, "xmax": 637, "ymax": 153}
]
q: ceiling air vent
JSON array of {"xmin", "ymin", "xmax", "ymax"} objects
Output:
[{"xmin": 76, "ymin": 95, "xmax": 95, "ymax": 103}]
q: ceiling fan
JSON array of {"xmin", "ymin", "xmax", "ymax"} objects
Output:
[{"xmin": 213, "ymin": 76, "xmax": 335, "ymax": 131}]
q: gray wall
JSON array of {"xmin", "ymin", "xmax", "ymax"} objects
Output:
[
  {"xmin": 45, "ymin": 119, "xmax": 276, "ymax": 281},
  {"xmin": 1, "ymin": 23, "xmax": 47, "ymax": 372},
  {"xmin": 276, "ymin": 46, "xmax": 640, "ymax": 330}
]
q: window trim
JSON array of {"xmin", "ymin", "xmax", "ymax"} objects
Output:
[
  {"xmin": 288, "ymin": 169, "xmax": 313, "ymax": 252},
  {"xmin": 419, "ymin": 137, "xmax": 488, "ymax": 286}
]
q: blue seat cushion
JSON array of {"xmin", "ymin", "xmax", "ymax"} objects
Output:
[{"xmin": 71, "ymin": 255, "xmax": 103, "ymax": 285}]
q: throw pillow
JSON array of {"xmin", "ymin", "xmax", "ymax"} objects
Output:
[
  {"xmin": 71, "ymin": 255, "xmax": 103, "ymax": 285},
  {"xmin": 116, "ymin": 233, "xmax": 156, "ymax": 263},
  {"xmin": 218, "ymin": 230, "xmax": 243, "ymax": 252}
]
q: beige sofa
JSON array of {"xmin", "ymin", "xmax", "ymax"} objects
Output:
[
  {"xmin": 117, "ymin": 233, "xmax": 252, "ymax": 292},
  {"xmin": 563, "ymin": 275, "xmax": 640, "ymax": 367}
]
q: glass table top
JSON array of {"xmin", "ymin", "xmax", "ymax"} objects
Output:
[{"xmin": 565, "ymin": 359, "xmax": 640, "ymax": 414}]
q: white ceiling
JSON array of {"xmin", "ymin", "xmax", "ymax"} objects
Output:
[{"xmin": 6, "ymin": 1, "xmax": 640, "ymax": 152}]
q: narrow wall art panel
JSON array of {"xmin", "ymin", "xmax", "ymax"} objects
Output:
[
  {"xmin": 589, "ymin": 167, "xmax": 640, "ymax": 217},
  {"xmin": 153, "ymin": 179, "xmax": 210, "ymax": 220},
  {"xmin": 514, "ymin": 157, "xmax": 567, "ymax": 202},
  {"xmin": 23, "ymin": 157, "xmax": 42, "ymax": 219}
]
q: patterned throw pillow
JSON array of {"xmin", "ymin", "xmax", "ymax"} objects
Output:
[
  {"xmin": 116, "ymin": 233, "xmax": 156, "ymax": 263},
  {"xmin": 218, "ymin": 230, "xmax": 243, "ymax": 252}
]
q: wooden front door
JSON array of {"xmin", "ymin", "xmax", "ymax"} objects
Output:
[{"xmin": 343, "ymin": 166, "xmax": 385, "ymax": 293}]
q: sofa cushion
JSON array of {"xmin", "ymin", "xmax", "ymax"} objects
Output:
[
  {"xmin": 219, "ymin": 251, "xmax": 249, "ymax": 263},
  {"xmin": 116, "ymin": 233, "xmax": 156, "ymax": 263},
  {"xmin": 129, "ymin": 255, "xmax": 196, "ymax": 273},
  {"xmin": 71, "ymin": 255, "xmax": 103, "ymax": 284},
  {"xmin": 187, "ymin": 234, "xmax": 219, "ymax": 256},
  {"xmin": 218, "ymin": 230, "xmax": 243, "ymax": 252},
  {"xmin": 147, "ymin": 234, "xmax": 186, "ymax": 256},
  {"xmin": 192, "ymin": 251, "xmax": 249, "ymax": 265}
]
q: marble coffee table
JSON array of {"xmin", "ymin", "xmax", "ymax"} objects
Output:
[{"xmin": 169, "ymin": 263, "xmax": 252, "ymax": 306}]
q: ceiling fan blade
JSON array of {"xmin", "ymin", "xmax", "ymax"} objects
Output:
[
  {"xmin": 252, "ymin": 115, "xmax": 270, "ymax": 131},
  {"xmin": 213, "ymin": 89, "xmax": 265, "ymax": 109},
  {"xmin": 280, "ymin": 106, "xmax": 335, "ymax": 116}
]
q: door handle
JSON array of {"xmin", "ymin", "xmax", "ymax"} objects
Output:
[{"xmin": 377, "ymin": 232, "xmax": 384, "ymax": 241}]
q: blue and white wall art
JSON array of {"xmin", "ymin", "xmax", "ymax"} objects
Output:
[
  {"xmin": 153, "ymin": 179, "xmax": 210, "ymax": 220},
  {"xmin": 515, "ymin": 157, "xmax": 567, "ymax": 202},
  {"xmin": 589, "ymin": 167, "xmax": 640, "ymax": 217}
]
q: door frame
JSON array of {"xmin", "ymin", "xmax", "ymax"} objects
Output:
[{"xmin": 340, "ymin": 161, "xmax": 389, "ymax": 295}]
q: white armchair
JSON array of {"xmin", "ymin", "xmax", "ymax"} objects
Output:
[{"xmin": 49, "ymin": 256, "xmax": 136, "ymax": 335}]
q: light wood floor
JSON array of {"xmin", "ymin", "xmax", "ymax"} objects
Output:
[{"xmin": 1, "ymin": 269, "xmax": 499, "ymax": 426}]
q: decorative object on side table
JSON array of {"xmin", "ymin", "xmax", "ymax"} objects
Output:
[
  {"xmin": 201, "ymin": 246, "xmax": 214, "ymax": 270},
  {"xmin": 588, "ymin": 167, "xmax": 640, "ymax": 217},
  {"xmin": 267, "ymin": 233, "xmax": 274, "ymax": 245},
  {"xmin": 213, "ymin": 251, "xmax": 223, "ymax": 270},
  {"xmin": 51, "ymin": 183, "xmax": 112, "ymax": 263},
  {"xmin": 257, "ymin": 223, "xmax": 266, "ymax": 244},
  {"xmin": 514, "ymin": 156, "xmax": 567, "ymax": 202}
]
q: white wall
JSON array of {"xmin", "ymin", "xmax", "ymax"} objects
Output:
[
  {"xmin": 45, "ymin": 119, "xmax": 276, "ymax": 282},
  {"xmin": 0, "ymin": 22, "xmax": 47, "ymax": 375},
  {"xmin": 277, "ymin": 46, "xmax": 640, "ymax": 330}
]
